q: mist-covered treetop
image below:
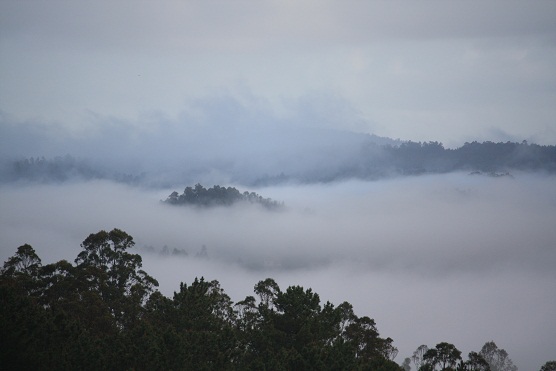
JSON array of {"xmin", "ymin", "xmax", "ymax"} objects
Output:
[{"xmin": 164, "ymin": 183, "xmax": 283, "ymax": 209}]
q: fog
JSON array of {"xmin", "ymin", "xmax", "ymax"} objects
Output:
[
  {"xmin": 0, "ymin": 95, "xmax": 396, "ymax": 187},
  {"xmin": 1, "ymin": 173, "xmax": 555, "ymax": 369}
]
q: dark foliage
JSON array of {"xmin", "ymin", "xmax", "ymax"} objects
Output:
[
  {"xmin": 540, "ymin": 361, "xmax": 556, "ymax": 371},
  {"xmin": 1, "ymin": 229, "xmax": 401, "ymax": 370},
  {"xmin": 3, "ymin": 230, "xmax": 550, "ymax": 370},
  {"xmin": 164, "ymin": 183, "xmax": 283, "ymax": 209}
]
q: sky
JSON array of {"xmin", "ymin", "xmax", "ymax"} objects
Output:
[{"xmin": 1, "ymin": 0, "xmax": 556, "ymax": 147}]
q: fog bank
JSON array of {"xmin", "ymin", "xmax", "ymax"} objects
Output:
[{"xmin": 1, "ymin": 173, "xmax": 555, "ymax": 369}]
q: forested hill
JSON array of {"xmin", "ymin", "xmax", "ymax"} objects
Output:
[
  {"xmin": 2, "ymin": 228, "xmax": 542, "ymax": 370},
  {"xmin": 380, "ymin": 140, "xmax": 556, "ymax": 176},
  {"xmin": 164, "ymin": 184, "xmax": 282, "ymax": 209},
  {"xmin": 1, "ymin": 140, "xmax": 555, "ymax": 186},
  {"xmin": 253, "ymin": 140, "xmax": 556, "ymax": 184}
]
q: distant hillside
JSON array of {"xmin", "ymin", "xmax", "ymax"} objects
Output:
[
  {"xmin": 1, "ymin": 140, "xmax": 555, "ymax": 187},
  {"xmin": 387, "ymin": 140, "xmax": 556, "ymax": 174},
  {"xmin": 0, "ymin": 155, "xmax": 144, "ymax": 185},
  {"xmin": 251, "ymin": 140, "xmax": 556, "ymax": 184}
]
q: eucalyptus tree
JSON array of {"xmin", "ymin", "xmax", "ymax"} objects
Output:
[
  {"xmin": 420, "ymin": 342, "xmax": 462, "ymax": 370},
  {"xmin": 479, "ymin": 341, "xmax": 517, "ymax": 371},
  {"xmin": 75, "ymin": 228, "xmax": 159, "ymax": 329}
]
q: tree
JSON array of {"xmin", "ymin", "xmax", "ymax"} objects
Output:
[
  {"xmin": 1, "ymin": 244, "xmax": 43, "ymax": 296},
  {"xmin": 402, "ymin": 357, "xmax": 412, "ymax": 371},
  {"xmin": 2, "ymin": 229, "xmax": 410, "ymax": 370},
  {"xmin": 540, "ymin": 361, "xmax": 556, "ymax": 371},
  {"xmin": 170, "ymin": 277, "xmax": 237, "ymax": 369},
  {"xmin": 234, "ymin": 295, "xmax": 258, "ymax": 331},
  {"xmin": 2, "ymin": 244, "xmax": 41, "ymax": 275},
  {"xmin": 254, "ymin": 277, "xmax": 281, "ymax": 309},
  {"xmin": 465, "ymin": 351, "xmax": 491, "ymax": 371},
  {"xmin": 0, "ymin": 264, "xmax": 51, "ymax": 370},
  {"xmin": 344, "ymin": 315, "xmax": 398, "ymax": 364},
  {"xmin": 413, "ymin": 345, "xmax": 429, "ymax": 370},
  {"xmin": 74, "ymin": 228, "xmax": 158, "ymax": 328},
  {"xmin": 421, "ymin": 342, "xmax": 462, "ymax": 370},
  {"xmin": 274, "ymin": 285, "xmax": 321, "ymax": 347},
  {"xmin": 479, "ymin": 341, "xmax": 517, "ymax": 371}
]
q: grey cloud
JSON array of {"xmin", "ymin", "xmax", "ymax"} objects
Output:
[
  {"xmin": 2, "ymin": 1, "xmax": 555, "ymax": 146},
  {"xmin": 3, "ymin": 1, "xmax": 555, "ymax": 53},
  {"xmin": 0, "ymin": 92, "xmax": 392, "ymax": 186}
]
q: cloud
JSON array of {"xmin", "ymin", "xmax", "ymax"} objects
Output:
[
  {"xmin": 1, "ymin": 173, "xmax": 555, "ymax": 369},
  {"xmin": 1, "ymin": 92, "xmax": 391, "ymax": 187},
  {"xmin": 2, "ymin": 1, "xmax": 556, "ymax": 147},
  {"xmin": 3, "ymin": 1, "xmax": 555, "ymax": 53}
]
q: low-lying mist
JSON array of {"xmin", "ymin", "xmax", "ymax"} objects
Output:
[{"xmin": 1, "ymin": 173, "xmax": 555, "ymax": 369}]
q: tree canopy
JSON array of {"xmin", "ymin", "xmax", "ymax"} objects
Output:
[
  {"xmin": 164, "ymin": 183, "xmax": 283, "ymax": 209},
  {"xmin": 1, "ymin": 229, "xmax": 399, "ymax": 370}
]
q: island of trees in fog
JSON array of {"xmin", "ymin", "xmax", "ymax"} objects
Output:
[
  {"xmin": 164, "ymin": 184, "xmax": 282, "ymax": 209},
  {"xmin": 2, "ymin": 228, "xmax": 554, "ymax": 370},
  {"xmin": 1, "ymin": 140, "xmax": 555, "ymax": 186}
]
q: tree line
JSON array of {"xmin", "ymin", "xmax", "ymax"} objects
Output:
[
  {"xmin": 2, "ymin": 140, "xmax": 555, "ymax": 186},
  {"xmin": 2, "ymin": 229, "xmax": 554, "ymax": 370},
  {"xmin": 0, "ymin": 155, "xmax": 144, "ymax": 185},
  {"xmin": 1, "ymin": 229, "xmax": 396, "ymax": 370},
  {"xmin": 289, "ymin": 140, "xmax": 556, "ymax": 183},
  {"xmin": 378, "ymin": 140, "xmax": 556, "ymax": 176}
]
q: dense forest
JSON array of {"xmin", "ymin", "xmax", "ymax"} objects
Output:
[
  {"xmin": 164, "ymin": 184, "xmax": 282, "ymax": 209},
  {"xmin": 1, "ymin": 140, "xmax": 555, "ymax": 186},
  {"xmin": 2, "ymin": 229, "xmax": 554, "ymax": 370}
]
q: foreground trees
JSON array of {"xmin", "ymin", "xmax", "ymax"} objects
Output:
[
  {"xmin": 5, "ymin": 229, "xmax": 551, "ymax": 370},
  {"xmin": 1, "ymin": 229, "xmax": 400, "ymax": 370}
]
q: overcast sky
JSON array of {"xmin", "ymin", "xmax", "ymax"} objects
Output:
[{"xmin": 1, "ymin": 0, "xmax": 556, "ymax": 147}]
